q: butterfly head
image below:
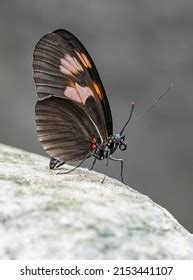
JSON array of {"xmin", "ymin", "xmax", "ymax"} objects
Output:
[
  {"xmin": 92, "ymin": 133, "xmax": 127, "ymax": 161},
  {"xmin": 98, "ymin": 103, "xmax": 135, "ymax": 157},
  {"xmin": 109, "ymin": 133, "xmax": 127, "ymax": 152}
]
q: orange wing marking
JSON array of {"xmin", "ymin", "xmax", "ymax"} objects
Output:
[
  {"xmin": 93, "ymin": 82, "xmax": 102, "ymax": 100},
  {"xmin": 75, "ymin": 51, "xmax": 92, "ymax": 69},
  {"xmin": 81, "ymin": 53, "xmax": 92, "ymax": 68}
]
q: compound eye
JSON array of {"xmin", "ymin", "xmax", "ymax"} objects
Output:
[{"xmin": 119, "ymin": 143, "xmax": 127, "ymax": 151}]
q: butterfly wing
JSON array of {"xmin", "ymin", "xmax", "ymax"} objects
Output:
[
  {"xmin": 33, "ymin": 29, "xmax": 113, "ymax": 139},
  {"xmin": 35, "ymin": 96, "xmax": 102, "ymax": 162}
]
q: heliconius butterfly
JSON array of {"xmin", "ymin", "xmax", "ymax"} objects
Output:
[{"xmin": 33, "ymin": 29, "xmax": 172, "ymax": 183}]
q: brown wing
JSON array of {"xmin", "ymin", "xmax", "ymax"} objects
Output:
[
  {"xmin": 35, "ymin": 96, "xmax": 102, "ymax": 162},
  {"xmin": 33, "ymin": 29, "xmax": 113, "ymax": 139}
]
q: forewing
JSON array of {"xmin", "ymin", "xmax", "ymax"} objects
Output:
[
  {"xmin": 35, "ymin": 96, "xmax": 101, "ymax": 162},
  {"xmin": 33, "ymin": 29, "xmax": 113, "ymax": 138}
]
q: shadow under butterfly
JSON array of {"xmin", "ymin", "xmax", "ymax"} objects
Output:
[{"xmin": 33, "ymin": 29, "xmax": 172, "ymax": 183}]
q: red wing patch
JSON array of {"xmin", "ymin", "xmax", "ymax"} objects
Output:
[{"xmin": 90, "ymin": 137, "xmax": 97, "ymax": 151}]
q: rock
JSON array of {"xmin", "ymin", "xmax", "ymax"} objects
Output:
[{"xmin": 0, "ymin": 143, "xmax": 192, "ymax": 259}]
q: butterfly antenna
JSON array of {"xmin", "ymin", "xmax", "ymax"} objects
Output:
[
  {"xmin": 128, "ymin": 83, "xmax": 173, "ymax": 128},
  {"xmin": 120, "ymin": 102, "xmax": 135, "ymax": 135}
]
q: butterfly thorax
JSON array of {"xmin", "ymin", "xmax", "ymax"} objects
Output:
[{"xmin": 91, "ymin": 133, "xmax": 127, "ymax": 160}]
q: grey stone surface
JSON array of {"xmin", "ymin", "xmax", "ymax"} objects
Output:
[{"xmin": 0, "ymin": 143, "xmax": 192, "ymax": 259}]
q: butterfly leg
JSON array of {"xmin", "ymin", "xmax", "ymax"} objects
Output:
[
  {"xmin": 89, "ymin": 157, "xmax": 97, "ymax": 171},
  {"xmin": 49, "ymin": 157, "xmax": 66, "ymax": 169},
  {"xmin": 57, "ymin": 153, "xmax": 91, "ymax": 175},
  {"xmin": 101, "ymin": 151, "xmax": 111, "ymax": 184},
  {"xmin": 109, "ymin": 156, "xmax": 124, "ymax": 183}
]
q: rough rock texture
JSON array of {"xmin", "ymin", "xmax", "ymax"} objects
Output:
[{"xmin": 0, "ymin": 143, "xmax": 192, "ymax": 260}]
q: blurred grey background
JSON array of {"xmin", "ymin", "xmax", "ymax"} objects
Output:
[{"xmin": 0, "ymin": 0, "xmax": 193, "ymax": 232}]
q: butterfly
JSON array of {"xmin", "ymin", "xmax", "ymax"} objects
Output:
[{"xmin": 33, "ymin": 29, "xmax": 135, "ymax": 183}]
